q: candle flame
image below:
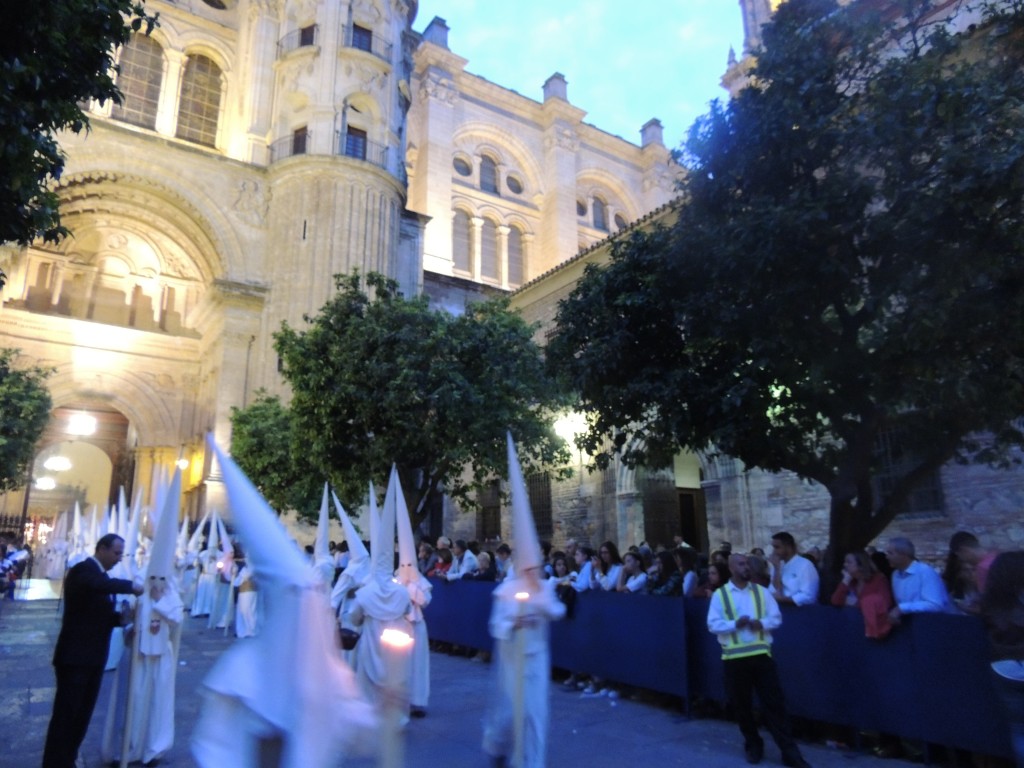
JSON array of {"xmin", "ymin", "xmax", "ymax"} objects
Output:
[
  {"xmin": 381, "ymin": 628, "xmax": 414, "ymax": 648},
  {"xmin": 515, "ymin": 591, "xmax": 530, "ymax": 601}
]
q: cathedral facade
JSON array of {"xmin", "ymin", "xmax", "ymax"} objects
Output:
[{"xmin": 0, "ymin": 0, "xmax": 674, "ymax": 531}]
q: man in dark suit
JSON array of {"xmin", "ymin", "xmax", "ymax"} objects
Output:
[{"xmin": 42, "ymin": 533, "xmax": 142, "ymax": 768}]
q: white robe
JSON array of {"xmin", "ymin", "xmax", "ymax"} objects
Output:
[
  {"xmin": 482, "ymin": 578, "xmax": 566, "ymax": 767},
  {"xmin": 191, "ymin": 551, "xmax": 216, "ymax": 616},
  {"xmin": 330, "ymin": 557, "xmax": 371, "ymax": 668},
  {"xmin": 350, "ymin": 577, "xmax": 412, "ymax": 707},
  {"xmin": 102, "ymin": 588, "xmax": 184, "ymax": 764},
  {"xmin": 235, "ymin": 565, "xmax": 258, "ymax": 638},
  {"xmin": 402, "ymin": 574, "xmax": 432, "ymax": 709}
]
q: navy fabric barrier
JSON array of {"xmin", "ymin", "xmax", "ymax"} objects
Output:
[{"xmin": 424, "ymin": 580, "xmax": 1013, "ymax": 759}]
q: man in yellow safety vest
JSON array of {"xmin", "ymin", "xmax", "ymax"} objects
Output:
[{"xmin": 707, "ymin": 552, "xmax": 811, "ymax": 768}]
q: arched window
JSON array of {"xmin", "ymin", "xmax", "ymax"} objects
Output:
[
  {"xmin": 507, "ymin": 226, "xmax": 524, "ymax": 287},
  {"xmin": 452, "ymin": 210, "xmax": 471, "ymax": 273},
  {"xmin": 176, "ymin": 54, "xmax": 222, "ymax": 147},
  {"xmin": 480, "ymin": 218, "xmax": 498, "ymax": 281},
  {"xmin": 593, "ymin": 197, "xmax": 608, "ymax": 232},
  {"xmin": 111, "ymin": 35, "xmax": 164, "ymax": 129},
  {"xmin": 480, "ymin": 156, "xmax": 499, "ymax": 195}
]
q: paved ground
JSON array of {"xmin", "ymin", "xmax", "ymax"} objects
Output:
[{"xmin": 0, "ymin": 588, "xmax": 919, "ymax": 768}]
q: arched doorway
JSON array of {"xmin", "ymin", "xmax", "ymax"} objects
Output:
[{"xmin": 12, "ymin": 405, "xmax": 132, "ymax": 548}]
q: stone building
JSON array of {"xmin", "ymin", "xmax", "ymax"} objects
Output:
[{"xmin": 0, "ymin": 0, "xmax": 674, "ymax": 539}]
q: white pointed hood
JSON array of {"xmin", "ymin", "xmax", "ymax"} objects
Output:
[
  {"xmin": 507, "ymin": 431, "xmax": 543, "ymax": 572},
  {"xmin": 146, "ymin": 468, "xmax": 181, "ymax": 581},
  {"xmin": 391, "ymin": 466, "xmax": 418, "ymax": 585},
  {"xmin": 372, "ymin": 475, "xmax": 396, "ymax": 581},
  {"xmin": 332, "ymin": 490, "xmax": 368, "ymax": 562},
  {"xmin": 313, "ymin": 483, "xmax": 334, "ymax": 584},
  {"xmin": 194, "ymin": 434, "xmax": 376, "ymax": 768},
  {"xmin": 188, "ymin": 510, "xmax": 210, "ymax": 554}
]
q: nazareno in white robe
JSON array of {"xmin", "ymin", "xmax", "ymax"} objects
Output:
[
  {"xmin": 482, "ymin": 577, "xmax": 566, "ymax": 767},
  {"xmin": 234, "ymin": 565, "xmax": 258, "ymax": 638},
  {"xmin": 401, "ymin": 573, "xmax": 432, "ymax": 709},
  {"xmin": 349, "ymin": 576, "xmax": 412, "ymax": 707},
  {"xmin": 102, "ymin": 585, "xmax": 184, "ymax": 764}
]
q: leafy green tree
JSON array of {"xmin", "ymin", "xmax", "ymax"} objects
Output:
[
  {"xmin": 0, "ymin": 349, "xmax": 53, "ymax": 493},
  {"xmin": 275, "ymin": 272, "xmax": 570, "ymax": 522},
  {"xmin": 549, "ymin": 0, "xmax": 1024, "ymax": 560},
  {"xmin": 0, "ymin": 1, "xmax": 157, "ymax": 287},
  {"xmin": 229, "ymin": 391, "xmax": 321, "ymax": 515}
]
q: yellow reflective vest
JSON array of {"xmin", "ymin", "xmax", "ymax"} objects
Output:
[{"xmin": 714, "ymin": 583, "xmax": 773, "ymax": 660}]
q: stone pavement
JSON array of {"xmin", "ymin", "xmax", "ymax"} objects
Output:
[{"xmin": 0, "ymin": 595, "xmax": 918, "ymax": 768}]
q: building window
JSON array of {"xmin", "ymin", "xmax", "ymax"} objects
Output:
[
  {"xmin": 576, "ymin": 199, "xmax": 587, "ymax": 217},
  {"xmin": 292, "ymin": 126, "xmax": 308, "ymax": 155},
  {"xmin": 176, "ymin": 54, "xmax": 222, "ymax": 147},
  {"xmin": 506, "ymin": 175, "xmax": 523, "ymax": 195},
  {"xmin": 481, "ymin": 218, "xmax": 498, "ymax": 281},
  {"xmin": 873, "ymin": 428, "xmax": 945, "ymax": 517},
  {"xmin": 507, "ymin": 226, "xmax": 524, "ymax": 287},
  {"xmin": 453, "ymin": 157, "xmax": 472, "ymax": 177},
  {"xmin": 299, "ymin": 24, "xmax": 317, "ymax": 47},
  {"xmin": 615, "ymin": 213, "xmax": 628, "ymax": 231},
  {"xmin": 593, "ymin": 198, "xmax": 608, "ymax": 231},
  {"xmin": 351, "ymin": 24, "xmax": 373, "ymax": 53},
  {"xmin": 526, "ymin": 471, "xmax": 554, "ymax": 540},
  {"xmin": 452, "ymin": 210, "xmax": 471, "ymax": 273},
  {"xmin": 111, "ymin": 35, "xmax": 163, "ymax": 130},
  {"xmin": 344, "ymin": 127, "xmax": 368, "ymax": 160},
  {"xmin": 480, "ymin": 156, "xmax": 499, "ymax": 195}
]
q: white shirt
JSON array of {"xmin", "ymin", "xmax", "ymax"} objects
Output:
[
  {"xmin": 622, "ymin": 572, "xmax": 647, "ymax": 592},
  {"xmin": 571, "ymin": 561, "xmax": 593, "ymax": 592},
  {"xmin": 770, "ymin": 554, "xmax": 820, "ymax": 606},
  {"xmin": 707, "ymin": 580, "xmax": 783, "ymax": 649},
  {"xmin": 592, "ymin": 563, "xmax": 622, "ymax": 591},
  {"xmin": 447, "ymin": 549, "xmax": 479, "ymax": 580},
  {"xmin": 892, "ymin": 560, "xmax": 953, "ymax": 613}
]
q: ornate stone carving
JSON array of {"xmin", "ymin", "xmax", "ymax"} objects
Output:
[
  {"xmin": 233, "ymin": 180, "xmax": 270, "ymax": 226},
  {"xmin": 543, "ymin": 127, "xmax": 579, "ymax": 152},
  {"xmin": 418, "ymin": 73, "xmax": 458, "ymax": 106}
]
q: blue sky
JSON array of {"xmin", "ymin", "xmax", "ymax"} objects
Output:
[{"xmin": 415, "ymin": 1, "xmax": 744, "ymax": 151}]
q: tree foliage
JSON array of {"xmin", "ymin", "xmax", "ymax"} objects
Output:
[
  {"xmin": 229, "ymin": 391, "xmax": 322, "ymax": 515},
  {"xmin": 271, "ymin": 272, "xmax": 570, "ymax": 521},
  {"xmin": 549, "ymin": 0, "xmax": 1024, "ymax": 556},
  {"xmin": 0, "ymin": 1, "xmax": 157, "ymax": 287},
  {"xmin": 0, "ymin": 349, "xmax": 53, "ymax": 493}
]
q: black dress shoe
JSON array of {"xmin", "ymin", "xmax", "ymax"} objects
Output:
[
  {"xmin": 410, "ymin": 706, "xmax": 427, "ymax": 718},
  {"xmin": 745, "ymin": 745, "xmax": 764, "ymax": 764},
  {"xmin": 782, "ymin": 756, "xmax": 811, "ymax": 768}
]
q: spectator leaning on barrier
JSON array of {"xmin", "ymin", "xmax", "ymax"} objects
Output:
[
  {"xmin": 980, "ymin": 551, "xmax": 1024, "ymax": 768},
  {"xmin": 494, "ymin": 543, "xmax": 514, "ymax": 582},
  {"xmin": 830, "ymin": 550, "xmax": 894, "ymax": 639},
  {"xmin": 885, "ymin": 537, "xmax": 954, "ymax": 624},
  {"xmin": 446, "ymin": 539, "xmax": 479, "ymax": 581},
  {"xmin": 769, "ymin": 532, "xmax": 821, "ymax": 606},
  {"xmin": 707, "ymin": 553, "xmax": 811, "ymax": 768},
  {"xmin": 616, "ymin": 550, "xmax": 648, "ymax": 593}
]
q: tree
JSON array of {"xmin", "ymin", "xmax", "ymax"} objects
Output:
[
  {"xmin": 548, "ymin": 0, "xmax": 1024, "ymax": 561},
  {"xmin": 0, "ymin": 349, "xmax": 53, "ymax": 493},
  {"xmin": 229, "ymin": 391, "xmax": 322, "ymax": 515},
  {"xmin": 0, "ymin": 1, "xmax": 157, "ymax": 288},
  {"xmin": 273, "ymin": 272, "xmax": 570, "ymax": 522}
]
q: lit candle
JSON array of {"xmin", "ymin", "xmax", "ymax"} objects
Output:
[
  {"xmin": 512, "ymin": 591, "xmax": 530, "ymax": 768},
  {"xmin": 379, "ymin": 628, "xmax": 413, "ymax": 768}
]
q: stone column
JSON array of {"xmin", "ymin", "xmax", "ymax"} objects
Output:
[
  {"xmin": 497, "ymin": 225, "xmax": 510, "ymax": 289},
  {"xmin": 156, "ymin": 50, "xmax": 185, "ymax": 137},
  {"xmin": 470, "ymin": 216, "xmax": 484, "ymax": 280}
]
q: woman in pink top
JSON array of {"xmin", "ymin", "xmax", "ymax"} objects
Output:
[{"xmin": 830, "ymin": 550, "xmax": 894, "ymax": 639}]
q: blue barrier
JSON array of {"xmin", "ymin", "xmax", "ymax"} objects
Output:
[{"xmin": 423, "ymin": 580, "xmax": 1014, "ymax": 759}]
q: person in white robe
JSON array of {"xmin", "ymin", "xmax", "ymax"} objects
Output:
[
  {"xmin": 234, "ymin": 557, "xmax": 258, "ymax": 638},
  {"xmin": 330, "ymin": 490, "xmax": 373, "ymax": 668},
  {"xmin": 392, "ymin": 466, "xmax": 433, "ymax": 717},
  {"xmin": 192, "ymin": 436, "xmax": 376, "ymax": 768},
  {"xmin": 349, "ymin": 474, "xmax": 412, "ymax": 709},
  {"xmin": 482, "ymin": 434, "xmax": 567, "ymax": 768},
  {"xmin": 103, "ymin": 469, "xmax": 184, "ymax": 765}
]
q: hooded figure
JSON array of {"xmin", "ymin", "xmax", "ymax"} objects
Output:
[
  {"xmin": 482, "ymin": 433, "xmax": 566, "ymax": 768},
  {"xmin": 44, "ymin": 510, "xmax": 69, "ymax": 579},
  {"xmin": 349, "ymin": 473, "xmax": 412, "ymax": 708},
  {"xmin": 181, "ymin": 509, "xmax": 208, "ymax": 609},
  {"xmin": 209, "ymin": 515, "xmax": 234, "ymax": 630},
  {"xmin": 192, "ymin": 435, "xmax": 376, "ymax": 768},
  {"xmin": 392, "ymin": 465, "xmax": 433, "ymax": 717},
  {"xmin": 329, "ymin": 489, "xmax": 372, "ymax": 666},
  {"xmin": 191, "ymin": 510, "xmax": 220, "ymax": 617},
  {"xmin": 313, "ymin": 483, "xmax": 336, "ymax": 586},
  {"xmin": 103, "ymin": 469, "xmax": 185, "ymax": 765}
]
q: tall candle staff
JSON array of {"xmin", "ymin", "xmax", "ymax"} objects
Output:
[{"xmin": 379, "ymin": 628, "xmax": 413, "ymax": 768}]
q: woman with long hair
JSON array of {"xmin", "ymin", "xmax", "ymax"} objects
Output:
[
  {"xmin": 589, "ymin": 541, "xmax": 623, "ymax": 591},
  {"xmin": 830, "ymin": 550, "xmax": 894, "ymax": 639}
]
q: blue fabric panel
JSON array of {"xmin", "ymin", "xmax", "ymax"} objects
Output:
[{"xmin": 423, "ymin": 578, "xmax": 494, "ymax": 651}]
